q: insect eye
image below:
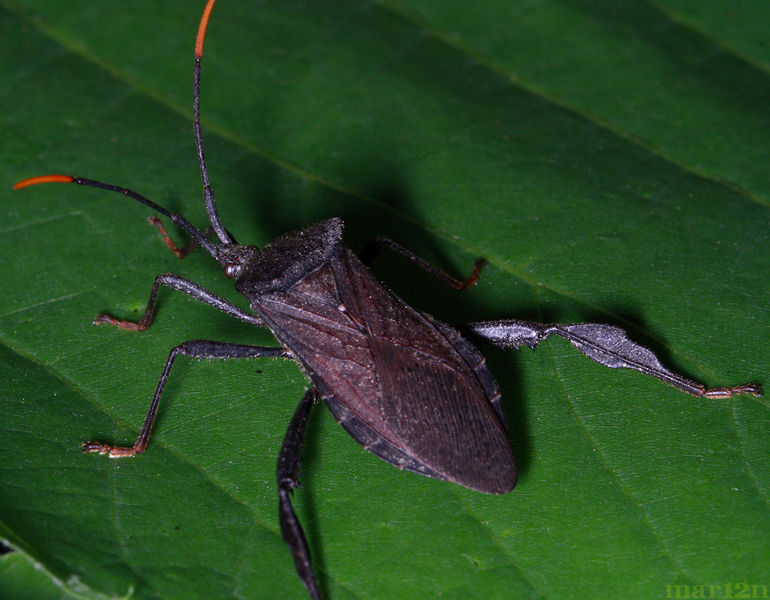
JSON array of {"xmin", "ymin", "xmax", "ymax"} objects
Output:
[{"xmin": 224, "ymin": 262, "xmax": 241, "ymax": 279}]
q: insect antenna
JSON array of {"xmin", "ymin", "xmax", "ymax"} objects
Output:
[
  {"xmin": 13, "ymin": 175, "xmax": 217, "ymax": 257},
  {"xmin": 12, "ymin": 0, "xmax": 235, "ymax": 259},
  {"xmin": 194, "ymin": 0, "xmax": 236, "ymax": 248}
]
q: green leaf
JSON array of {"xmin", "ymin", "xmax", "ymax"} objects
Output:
[
  {"xmin": 0, "ymin": 544, "xmax": 128, "ymax": 600},
  {"xmin": 2, "ymin": 1, "xmax": 768, "ymax": 599},
  {"xmin": 0, "ymin": 549, "xmax": 66, "ymax": 600}
]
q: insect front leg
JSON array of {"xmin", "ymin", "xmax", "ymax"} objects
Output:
[
  {"xmin": 468, "ymin": 319, "xmax": 762, "ymax": 398},
  {"xmin": 361, "ymin": 237, "xmax": 486, "ymax": 290},
  {"xmin": 277, "ymin": 389, "xmax": 322, "ymax": 600},
  {"xmin": 83, "ymin": 341, "xmax": 287, "ymax": 457},
  {"xmin": 93, "ymin": 272, "xmax": 263, "ymax": 330},
  {"xmin": 147, "ymin": 215, "xmax": 212, "ymax": 259}
]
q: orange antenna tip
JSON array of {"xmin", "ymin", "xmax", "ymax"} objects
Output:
[
  {"xmin": 195, "ymin": 0, "xmax": 218, "ymax": 59},
  {"xmin": 13, "ymin": 174, "xmax": 75, "ymax": 190}
]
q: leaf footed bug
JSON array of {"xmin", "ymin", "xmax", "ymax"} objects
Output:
[{"xmin": 12, "ymin": 1, "xmax": 762, "ymax": 598}]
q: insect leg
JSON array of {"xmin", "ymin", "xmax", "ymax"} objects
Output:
[
  {"xmin": 277, "ymin": 389, "xmax": 322, "ymax": 600},
  {"xmin": 93, "ymin": 273, "xmax": 263, "ymax": 330},
  {"xmin": 83, "ymin": 341, "xmax": 287, "ymax": 457},
  {"xmin": 147, "ymin": 215, "xmax": 212, "ymax": 259},
  {"xmin": 361, "ymin": 237, "xmax": 486, "ymax": 290},
  {"xmin": 468, "ymin": 319, "xmax": 762, "ymax": 398}
]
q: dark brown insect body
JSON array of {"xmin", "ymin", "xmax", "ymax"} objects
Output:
[
  {"xmin": 247, "ymin": 218, "xmax": 515, "ymax": 494},
  {"xmin": 13, "ymin": 1, "xmax": 761, "ymax": 598}
]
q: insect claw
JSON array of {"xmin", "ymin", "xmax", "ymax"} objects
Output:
[
  {"xmin": 702, "ymin": 383, "xmax": 763, "ymax": 398},
  {"xmin": 82, "ymin": 441, "xmax": 138, "ymax": 458},
  {"xmin": 93, "ymin": 314, "xmax": 149, "ymax": 331},
  {"xmin": 459, "ymin": 258, "xmax": 488, "ymax": 290},
  {"xmin": 81, "ymin": 441, "xmax": 110, "ymax": 455}
]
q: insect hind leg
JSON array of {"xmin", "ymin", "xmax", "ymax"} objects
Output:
[
  {"xmin": 277, "ymin": 388, "xmax": 322, "ymax": 600},
  {"xmin": 468, "ymin": 319, "xmax": 762, "ymax": 398}
]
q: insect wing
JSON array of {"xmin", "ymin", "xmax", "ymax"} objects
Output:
[
  {"xmin": 343, "ymin": 252, "xmax": 516, "ymax": 494},
  {"xmin": 254, "ymin": 249, "xmax": 516, "ymax": 494}
]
